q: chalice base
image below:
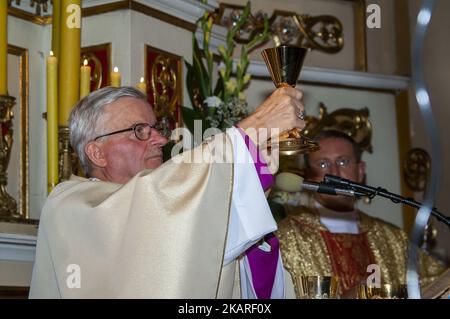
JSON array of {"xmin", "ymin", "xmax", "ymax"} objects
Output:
[{"xmin": 279, "ymin": 132, "xmax": 320, "ymax": 156}]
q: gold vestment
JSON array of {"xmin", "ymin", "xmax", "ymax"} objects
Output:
[{"xmin": 277, "ymin": 206, "xmax": 445, "ymax": 297}]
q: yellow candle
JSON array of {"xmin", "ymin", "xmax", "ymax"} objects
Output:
[
  {"xmin": 47, "ymin": 51, "xmax": 59, "ymax": 193},
  {"xmin": 111, "ymin": 66, "xmax": 121, "ymax": 87},
  {"xmin": 58, "ymin": 0, "xmax": 81, "ymax": 126},
  {"xmin": 79, "ymin": 59, "xmax": 91, "ymax": 99},
  {"xmin": 0, "ymin": 0, "xmax": 8, "ymax": 95},
  {"xmin": 136, "ymin": 77, "xmax": 147, "ymax": 94},
  {"xmin": 51, "ymin": 0, "xmax": 61, "ymax": 60}
]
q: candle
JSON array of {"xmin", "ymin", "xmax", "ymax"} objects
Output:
[
  {"xmin": 136, "ymin": 77, "xmax": 147, "ymax": 94},
  {"xmin": 51, "ymin": 0, "xmax": 61, "ymax": 60},
  {"xmin": 47, "ymin": 51, "xmax": 59, "ymax": 193},
  {"xmin": 0, "ymin": 0, "xmax": 8, "ymax": 95},
  {"xmin": 79, "ymin": 59, "xmax": 91, "ymax": 99},
  {"xmin": 111, "ymin": 66, "xmax": 121, "ymax": 87},
  {"xmin": 58, "ymin": 0, "xmax": 81, "ymax": 126}
]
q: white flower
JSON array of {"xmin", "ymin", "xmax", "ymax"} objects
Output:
[
  {"xmin": 225, "ymin": 78, "xmax": 237, "ymax": 93},
  {"xmin": 203, "ymin": 96, "xmax": 223, "ymax": 108}
]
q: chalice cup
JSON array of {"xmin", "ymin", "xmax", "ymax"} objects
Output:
[
  {"xmin": 296, "ymin": 276, "xmax": 341, "ymax": 299},
  {"xmin": 261, "ymin": 45, "xmax": 319, "ymax": 155}
]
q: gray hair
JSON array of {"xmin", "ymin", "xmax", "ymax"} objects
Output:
[{"xmin": 69, "ymin": 86, "xmax": 147, "ymax": 176}]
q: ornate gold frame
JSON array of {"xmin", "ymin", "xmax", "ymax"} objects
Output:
[
  {"xmin": 5, "ymin": 45, "xmax": 29, "ymax": 220},
  {"xmin": 144, "ymin": 44, "xmax": 183, "ymax": 130},
  {"xmin": 81, "ymin": 42, "xmax": 112, "ymax": 88}
]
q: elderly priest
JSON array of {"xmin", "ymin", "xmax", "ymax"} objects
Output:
[{"xmin": 29, "ymin": 86, "xmax": 304, "ymax": 298}]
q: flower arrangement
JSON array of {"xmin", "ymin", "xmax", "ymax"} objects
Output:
[{"xmin": 181, "ymin": 2, "xmax": 269, "ymax": 134}]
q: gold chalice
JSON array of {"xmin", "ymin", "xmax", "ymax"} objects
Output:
[
  {"xmin": 296, "ymin": 276, "xmax": 341, "ymax": 299},
  {"xmin": 357, "ymin": 284, "xmax": 408, "ymax": 299},
  {"xmin": 262, "ymin": 46, "xmax": 320, "ymax": 155}
]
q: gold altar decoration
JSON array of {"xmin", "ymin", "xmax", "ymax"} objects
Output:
[
  {"xmin": 146, "ymin": 45, "xmax": 182, "ymax": 133},
  {"xmin": 303, "ymin": 103, "xmax": 373, "ymax": 154},
  {"xmin": 216, "ymin": 3, "xmax": 344, "ymax": 54},
  {"xmin": 0, "ymin": 0, "xmax": 7, "ymax": 96},
  {"xmin": 7, "ymin": 0, "xmax": 50, "ymax": 16},
  {"xmin": 0, "ymin": 95, "xmax": 18, "ymax": 217},
  {"xmin": 58, "ymin": 126, "xmax": 73, "ymax": 182},
  {"xmin": 403, "ymin": 148, "xmax": 437, "ymax": 252},
  {"xmin": 404, "ymin": 148, "xmax": 430, "ymax": 192},
  {"xmin": 151, "ymin": 56, "xmax": 178, "ymax": 119}
]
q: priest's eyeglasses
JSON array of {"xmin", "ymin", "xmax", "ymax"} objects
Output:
[
  {"xmin": 94, "ymin": 122, "xmax": 167, "ymax": 141},
  {"xmin": 313, "ymin": 157, "xmax": 356, "ymax": 170}
]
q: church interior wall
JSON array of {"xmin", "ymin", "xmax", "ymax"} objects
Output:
[
  {"xmin": 243, "ymin": 77, "xmax": 403, "ymax": 228},
  {"xmin": 8, "ymin": 16, "xmax": 51, "ymax": 221},
  {"xmin": 407, "ymin": 0, "xmax": 450, "ymax": 264},
  {"xmin": 1, "ymin": 0, "xmax": 448, "ymax": 290},
  {"xmin": 129, "ymin": 10, "xmax": 193, "ymax": 109}
]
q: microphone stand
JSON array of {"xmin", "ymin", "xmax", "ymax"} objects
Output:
[{"xmin": 323, "ymin": 174, "xmax": 450, "ymax": 229}]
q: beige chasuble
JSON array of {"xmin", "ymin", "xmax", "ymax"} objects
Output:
[{"xmin": 30, "ymin": 133, "xmax": 240, "ymax": 298}]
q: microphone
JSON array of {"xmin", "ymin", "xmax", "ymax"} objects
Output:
[
  {"xmin": 275, "ymin": 172, "xmax": 365, "ymax": 198},
  {"xmin": 322, "ymin": 174, "xmax": 450, "ymax": 228},
  {"xmin": 301, "ymin": 180, "xmax": 365, "ymax": 197}
]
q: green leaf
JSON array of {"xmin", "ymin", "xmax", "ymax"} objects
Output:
[
  {"xmin": 180, "ymin": 106, "xmax": 211, "ymax": 136},
  {"xmin": 185, "ymin": 61, "xmax": 200, "ymax": 110},
  {"xmin": 192, "ymin": 34, "xmax": 210, "ymax": 98},
  {"xmin": 213, "ymin": 75, "xmax": 225, "ymax": 98}
]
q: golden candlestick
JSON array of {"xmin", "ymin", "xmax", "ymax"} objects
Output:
[
  {"xmin": 0, "ymin": 0, "xmax": 8, "ymax": 95},
  {"xmin": 261, "ymin": 46, "xmax": 319, "ymax": 155},
  {"xmin": 0, "ymin": 95, "xmax": 18, "ymax": 217},
  {"xmin": 58, "ymin": 126, "xmax": 73, "ymax": 182}
]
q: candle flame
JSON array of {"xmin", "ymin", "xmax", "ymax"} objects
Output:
[
  {"xmin": 83, "ymin": 59, "xmax": 88, "ymax": 66},
  {"xmin": 140, "ymin": 77, "xmax": 144, "ymax": 83},
  {"xmin": 50, "ymin": 51, "xmax": 54, "ymax": 56},
  {"xmin": 114, "ymin": 66, "xmax": 119, "ymax": 73}
]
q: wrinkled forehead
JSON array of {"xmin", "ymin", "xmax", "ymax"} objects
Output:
[{"xmin": 100, "ymin": 97, "xmax": 156, "ymax": 129}]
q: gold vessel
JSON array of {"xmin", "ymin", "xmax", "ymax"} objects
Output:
[
  {"xmin": 261, "ymin": 46, "xmax": 319, "ymax": 155},
  {"xmin": 296, "ymin": 275, "xmax": 341, "ymax": 299}
]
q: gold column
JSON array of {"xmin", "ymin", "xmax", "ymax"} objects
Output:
[
  {"xmin": 0, "ymin": 95, "xmax": 18, "ymax": 217},
  {"xmin": 0, "ymin": 1, "xmax": 8, "ymax": 95},
  {"xmin": 58, "ymin": 0, "xmax": 81, "ymax": 181}
]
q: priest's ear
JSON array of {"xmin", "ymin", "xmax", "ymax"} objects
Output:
[{"xmin": 85, "ymin": 141, "xmax": 107, "ymax": 168}]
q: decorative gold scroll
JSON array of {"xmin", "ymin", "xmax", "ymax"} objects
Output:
[{"xmin": 215, "ymin": 4, "xmax": 344, "ymax": 54}]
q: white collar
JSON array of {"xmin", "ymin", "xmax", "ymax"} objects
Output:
[{"xmin": 315, "ymin": 201, "xmax": 359, "ymax": 234}]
